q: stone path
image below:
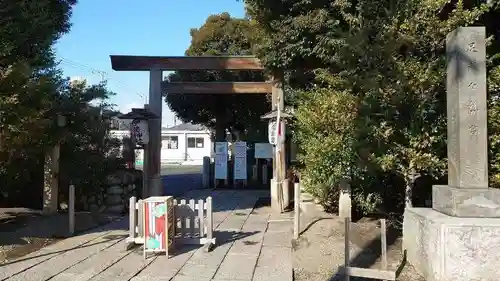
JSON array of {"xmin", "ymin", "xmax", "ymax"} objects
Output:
[{"xmin": 0, "ymin": 190, "xmax": 293, "ymax": 281}]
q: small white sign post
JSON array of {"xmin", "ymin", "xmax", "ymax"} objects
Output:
[
  {"xmin": 254, "ymin": 143, "xmax": 273, "ymax": 159},
  {"xmin": 233, "ymin": 142, "xmax": 247, "ymax": 187},
  {"xmin": 214, "ymin": 142, "xmax": 228, "ymax": 186}
]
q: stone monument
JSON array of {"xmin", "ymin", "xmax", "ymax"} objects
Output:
[{"xmin": 403, "ymin": 26, "xmax": 500, "ymax": 281}]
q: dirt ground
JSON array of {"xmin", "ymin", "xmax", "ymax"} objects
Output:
[
  {"xmin": 0, "ymin": 208, "xmax": 121, "ymax": 263},
  {"xmin": 293, "ymin": 215, "xmax": 426, "ymax": 281}
]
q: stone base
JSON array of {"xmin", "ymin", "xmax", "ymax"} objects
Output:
[
  {"xmin": 270, "ymin": 179, "xmax": 290, "ymax": 213},
  {"xmin": 432, "ymin": 185, "xmax": 500, "ymax": 217},
  {"xmin": 403, "ymin": 208, "xmax": 500, "ymax": 281}
]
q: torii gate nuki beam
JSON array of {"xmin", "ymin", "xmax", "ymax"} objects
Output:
[{"xmin": 109, "ymin": 55, "xmax": 286, "ymax": 211}]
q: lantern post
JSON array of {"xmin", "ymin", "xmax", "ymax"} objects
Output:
[{"xmin": 119, "ymin": 107, "xmax": 159, "ymax": 198}]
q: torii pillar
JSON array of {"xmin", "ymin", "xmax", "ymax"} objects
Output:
[{"xmin": 147, "ymin": 69, "xmax": 163, "ymax": 196}]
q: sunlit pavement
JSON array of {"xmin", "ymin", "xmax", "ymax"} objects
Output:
[{"xmin": 1, "ymin": 190, "xmax": 293, "ymax": 281}]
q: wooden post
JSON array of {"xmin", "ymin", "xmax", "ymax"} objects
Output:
[
  {"xmin": 69, "ymin": 184, "xmax": 75, "ymax": 235},
  {"xmin": 43, "ymin": 143, "xmax": 60, "ymax": 214},
  {"xmin": 142, "ymin": 104, "xmax": 150, "ymax": 198},
  {"xmin": 148, "ymin": 70, "xmax": 163, "ymax": 196},
  {"xmin": 293, "ymin": 182, "xmax": 301, "ymax": 239},
  {"xmin": 344, "ymin": 217, "xmax": 350, "ymax": 281},
  {"xmin": 272, "ymin": 74, "xmax": 286, "ymax": 212},
  {"xmin": 381, "ymin": 219, "xmax": 388, "ymax": 276}
]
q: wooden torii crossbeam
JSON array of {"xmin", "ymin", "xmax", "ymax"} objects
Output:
[
  {"xmin": 110, "ymin": 55, "xmax": 264, "ymax": 70},
  {"xmin": 109, "ymin": 55, "xmax": 286, "ymax": 212}
]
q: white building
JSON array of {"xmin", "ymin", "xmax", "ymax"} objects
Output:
[{"xmin": 110, "ymin": 123, "xmax": 212, "ymax": 166}]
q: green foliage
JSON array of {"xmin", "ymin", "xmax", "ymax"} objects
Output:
[
  {"xmin": 165, "ymin": 13, "xmax": 270, "ymax": 141},
  {"xmin": 0, "ymin": 0, "xmax": 125, "ymax": 208},
  {"xmin": 489, "ymin": 64, "xmax": 500, "ymax": 188},
  {"xmin": 246, "ymin": 0, "xmax": 500, "ymax": 217},
  {"xmin": 58, "ymin": 80, "xmax": 124, "ymax": 205}
]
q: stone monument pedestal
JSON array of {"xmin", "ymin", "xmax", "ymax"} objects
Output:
[{"xmin": 403, "ymin": 207, "xmax": 500, "ymax": 281}]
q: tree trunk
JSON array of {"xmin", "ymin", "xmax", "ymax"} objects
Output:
[
  {"xmin": 404, "ymin": 167, "xmax": 416, "ymax": 209},
  {"xmin": 214, "ymin": 114, "xmax": 226, "ymax": 142}
]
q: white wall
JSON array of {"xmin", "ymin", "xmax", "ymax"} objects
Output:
[
  {"xmin": 109, "ymin": 129, "xmax": 212, "ymax": 165},
  {"xmin": 185, "ymin": 132, "xmax": 212, "ymax": 162}
]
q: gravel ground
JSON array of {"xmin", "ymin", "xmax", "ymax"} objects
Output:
[{"xmin": 293, "ymin": 217, "xmax": 426, "ymax": 281}]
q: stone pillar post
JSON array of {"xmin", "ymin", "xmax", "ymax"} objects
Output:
[
  {"xmin": 433, "ymin": 26, "xmax": 499, "ymax": 217},
  {"xmin": 403, "ymin": 27, "xmax": 500, "ymax": 281}
]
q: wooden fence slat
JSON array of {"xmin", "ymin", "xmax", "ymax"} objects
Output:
[
  {"xmin": 344, "ymin": 217, "xmax": 350, "ymax": 281},
  {"xmin": 206, "ymin": 197, "xmax": 213, "ymax": 241},
  {"xmin": 173, "ymin": 199, "xmax": 178, "ymax": 235},
  {"xmin": 138, "ymin": 200, "xmax": 144, "ymax": 238},
  {"xmin": 180, "ymin": 199, "xmax": 186, "ymax": 236},
  {"xmin": 198, "ymin": 199, "xmax": 204, "ymax": 237},
  {"xmin": 381, "ymin": 219, "xmax": 388, "ymax": 276},
  {"xmin": 189, "ymin": 199, "xmax": 195, "ymax": 237}
]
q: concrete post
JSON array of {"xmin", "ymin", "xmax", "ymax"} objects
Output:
[
  {"xmin": 293, "ymin": 182, "xmax": 301, "ymax": 239},
  {"xmin": 338, "ymin": 179, "xmax": 352, "ymax": 221},
  {"xmin": 202, "ymin": 156, "xmax": 211, "ymax": 189}
]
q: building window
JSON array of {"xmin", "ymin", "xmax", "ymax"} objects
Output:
[
  {"xmin": 187, "ymin": 137, "xmax": 204, "ymax": 148},
  {"xmin": 162, "ymin": 136, "xmax": 178, "ymax": 149}
]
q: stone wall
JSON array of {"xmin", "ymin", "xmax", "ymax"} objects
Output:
[{"xmin": 85, "ymin": 169, "xmax": 142, "ymax": 214}]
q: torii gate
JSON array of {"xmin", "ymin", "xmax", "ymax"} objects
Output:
[{"xmin": 109, "ymin": 55, "xmax": 286, "ymax": 209}]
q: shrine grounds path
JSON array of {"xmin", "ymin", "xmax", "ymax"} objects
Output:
[{"xmin": 0, "ymin": 189, "xmax": 293, "ymax": 281}]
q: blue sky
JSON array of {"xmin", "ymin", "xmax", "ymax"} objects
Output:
[{"xmin": 55, "ymin": 0, "xmax": 245, "ymax": 127}]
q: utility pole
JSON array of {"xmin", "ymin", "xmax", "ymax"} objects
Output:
[{"xmin": 92, "ymin": 70, "xmax": 107, "ymax": 82}]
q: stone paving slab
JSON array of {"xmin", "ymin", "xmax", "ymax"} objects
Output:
[
  {"xmin": 185, "ymin": 243, "xmax": 232, "ymax": 267},
  {"xmin": 266, "ymin": 221, "xmax": 293, "ymax": 233},
  {"xmin": 171, "ymin": 275, "xmax": 211, "ymax": 281},
  {"xmin": 229, "ymin": 232, "xmax": 264, "ymax": 256},
  {"xmin": 263, "ymin": 231, "xmax": 292, "ymax": 248},
  {"xmin": 216, "ymin": 220, "xmax": 245, "ymax": 231},
  {"xmin": 49, "ymin": 236, "xmax": 132, "ymax": 281},
  {"xmin": 177, "ymin": 263, "xmax": 217, "ymax": 279},
  {"xmin": 213, "ymin": 253, "xmax": 258, "ymax": 280},
  {"xmin": 6, "ymin": 230, "xmax": 128, "ymax": 281},
  {"xmin": 1, "ymin": 190, "xmax": 294, "ymax": 281},
  {"xmin": 131, "ymin": 245, "xmax": 199, "ymax": 280},
  {"xmin": 0, "ymin": 221, "xmax": 125, "ymax": 281},
  {"xmin": 87, "ymin": 249, "xmax": 154, "ymax": 281},
  {"xmin": 254, "ymin": 247, "xmax": 293, "ymax": 281}
]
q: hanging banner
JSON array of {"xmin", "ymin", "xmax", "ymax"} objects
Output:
[
  {"xmin": 233, "ymin": 142, "xmax": 247, "ymax": 180},
  {"xmin": 268, "ymin": 121, "xmax": 285, "ymax": 145},
  {"xmin": 214, "ymin": 142, "xmax": 228, "ymax": 179}
]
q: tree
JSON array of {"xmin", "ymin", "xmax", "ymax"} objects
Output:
[
  {"xmin": 245, "ymin": 0, "xmax": 500, "ymax": 219},
  {"xmin": 0, "ymin": 0, "xmax": 125, "ymax": 208},
  {"xmin": 165, "ymin": 13, "xmax": 270, "ymax": 142}
]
